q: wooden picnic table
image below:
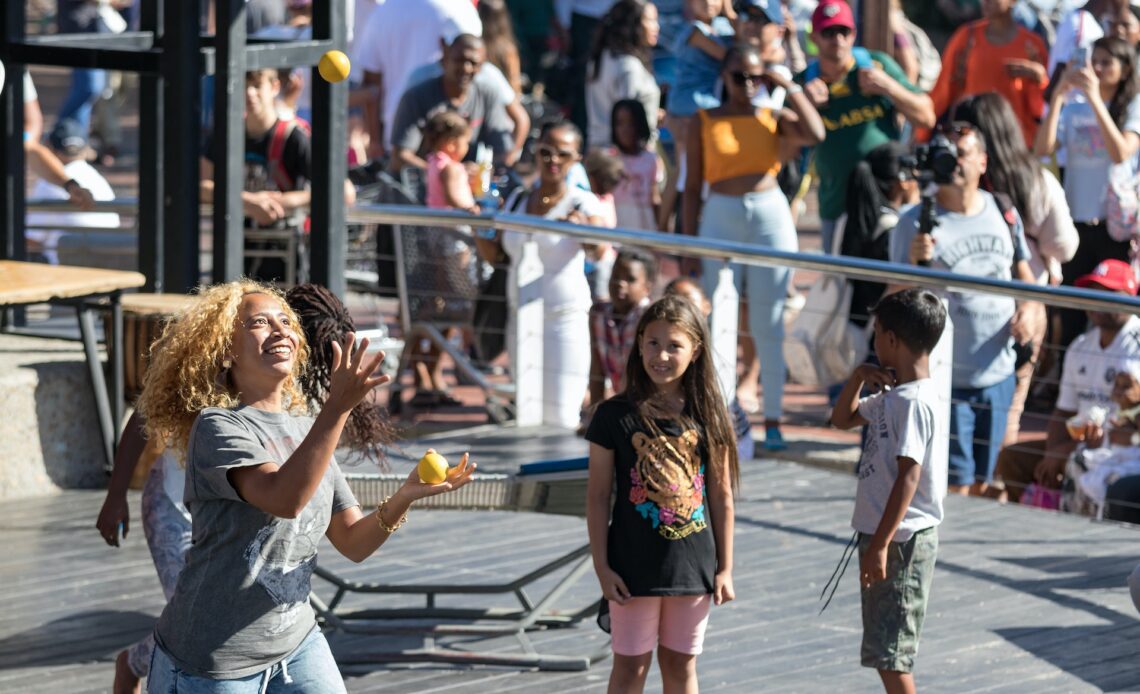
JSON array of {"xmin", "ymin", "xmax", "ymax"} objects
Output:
[{"xmin": 0, "ymin": 260, "xmax": 146, "ymax": 471}]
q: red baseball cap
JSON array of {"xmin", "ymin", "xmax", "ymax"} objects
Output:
[
  {"xmin": 1075, "ymin": 259, "xmax": 1139, "ymax": 296},
  {"xmin": 812, "ymin": 1, "xmax": 856, "ymax": 32}
]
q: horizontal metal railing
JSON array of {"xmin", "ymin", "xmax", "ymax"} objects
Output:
[
  {"xmin": 348, "ymin": 203, "xmax": 1140, "ymax": 316},
  {"xmin": 24, "ymin": 198, "xmax": 1140, "ymax": 317}
]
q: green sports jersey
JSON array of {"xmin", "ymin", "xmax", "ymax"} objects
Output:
[{"xmin": 794, "ymin": 51, "xmax": 921, "ymax": 221}]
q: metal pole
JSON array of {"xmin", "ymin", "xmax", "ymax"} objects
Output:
[
  {"xmin": 138, "ymin": 0, "xmax": 164, "ymax": 291},
  {"xmin": 1, "ymin": 0, "xmax": 28, "ymax": 263},
  {"xmin": 860, "ymin": 0, "xmax": 892, "ymax": 55},
  {"xmin": 309, "ymin": 0, "xmax": 348, "ymax": 296},
  {"xmin": 162, "ymin": 0, "xmax": 202, "ymax": 292},
  {"xmin": 212, "ymin": 0, "xmax": 248, "ymax": 282}
]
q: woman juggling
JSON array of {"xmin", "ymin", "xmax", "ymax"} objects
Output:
[
  {"xmin": 136, "ymin": 280, "xmax": 474, "ymax": 692},
  {"xmin": 682, "ymin": 43, "xmax": 824, "ymax": 451}
]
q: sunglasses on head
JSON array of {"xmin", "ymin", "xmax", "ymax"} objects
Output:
[
  {"xmin": 729, "ymin": 70, "xmax": 767, "ymax": 86},
  {"xmin": 819, "ymin": 25, "xmax": 853, "ymax": 39},
  {"xmin": 536, "ymin": 144, "xmax": 577, "ymax": 162}
]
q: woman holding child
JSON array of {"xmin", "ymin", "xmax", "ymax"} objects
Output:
[{"xmin": 136, "ymin": 280, "xmax": 474, "ymax": 692}]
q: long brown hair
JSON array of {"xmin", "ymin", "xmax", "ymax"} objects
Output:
[
  {"xmin": 590, "ymin": 0, "xmax": 653, "ymax": 81},
  {"xmin": 1094, "ymin": 36, "xmax": 1140, "ymax": 129},
  {"xmin": 622, "ymin": 295, "xmax": 740, "ymax": 490}
]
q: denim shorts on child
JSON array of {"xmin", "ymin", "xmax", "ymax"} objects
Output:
[
  {"xmin": 858, "ymin": 527, "xmax": 938, "ymax": 673},
  {"xmin": 608, "ymin": 595, "xmax": 711, "ymax": 656},
  {"xmin": 147, "ymin": 628, "xmax": 346, "ymax": 693}
]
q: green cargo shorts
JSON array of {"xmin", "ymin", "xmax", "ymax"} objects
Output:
[{"xmin": 858, "ymin": 526, "xmax": 938, "ymax": 673}]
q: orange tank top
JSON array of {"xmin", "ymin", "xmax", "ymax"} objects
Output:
[{"xmin": 698, "ymin": 109, "xmax": 781, "ymax": 185}]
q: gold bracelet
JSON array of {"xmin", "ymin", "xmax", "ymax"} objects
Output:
[{"xmin": 376, "ymin": 495, "xmax": 407, "ymax": 534}]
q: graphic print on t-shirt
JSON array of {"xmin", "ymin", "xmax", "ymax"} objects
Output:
[
  {"xmin": 628, "ymin": 430, "xmax": 707, "ymax": 539},
  {"xmin": 241, "ymin": 434, "xmax": 324, "ymax": 635}
]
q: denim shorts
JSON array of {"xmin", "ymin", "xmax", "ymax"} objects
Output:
[
  {"xmin": 859, "ymin": 527, "xmax": 938, "ymax": 673},
  {"xmin": 147, "ymin": 628, "xmax": 346, "ymax": 693}
]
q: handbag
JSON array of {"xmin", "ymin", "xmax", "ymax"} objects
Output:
[{"xmin": 783, "ymin": 214, "xmax": 884, "ymax": 387}]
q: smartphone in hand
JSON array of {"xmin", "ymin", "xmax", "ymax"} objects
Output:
[{"xmin": 1071, "ymin": 45, "xmax": 1090, "ymax": 68}]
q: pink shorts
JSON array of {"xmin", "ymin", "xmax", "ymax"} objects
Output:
[{"xmin": 608, "ymin": 595, "xmax": 712, "ymax": 656}]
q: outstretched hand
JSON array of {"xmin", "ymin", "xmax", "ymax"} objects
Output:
[
  {"xmin": 400, "ymin": 452, "xmax": 477, "ymax": 501},
  {"xmin": 325, "ymin": 333, "xmax": 391, "ymax": 414}
]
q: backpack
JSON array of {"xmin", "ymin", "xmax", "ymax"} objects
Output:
[
  {"xmin": 783, "ymin": 210, "xmax": 895, "ymax": 387},
  {"xmin": 900, "ymin": 17, "xmax": 941, "ymax": 92},
  {"xmin": 267, "ymin": 118, "xmax": 302, "ymax": 193}
]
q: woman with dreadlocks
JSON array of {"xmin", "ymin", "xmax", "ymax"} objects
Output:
[
  {"xmin": 95, "ymin": 282, "xmax": 454, "ymax": 693},
  {"xmin": 285, "ymin": 283, "xmax": 395, "ymax": 463}
]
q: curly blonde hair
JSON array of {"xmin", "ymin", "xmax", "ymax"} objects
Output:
[{"xmin": 136, "ymin": 280, "xmax": 311, "ymax": 451}]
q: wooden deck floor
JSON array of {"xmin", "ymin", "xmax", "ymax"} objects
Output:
[{"xmin": 2, "ymin": 425, "xmax": 1139, "ymax": 693}]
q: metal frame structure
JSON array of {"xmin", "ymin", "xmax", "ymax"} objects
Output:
[
  {"xmin": 1, "ymin": 0, "xmax": 348, "ymax": 295},
  {"xmin": 317, "ymin": 460, "xmax": 608, "ymax": 672}
]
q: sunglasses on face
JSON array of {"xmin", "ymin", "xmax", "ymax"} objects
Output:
[
  {"xmin": 819, "ymin": 26, "xmax": 853, "ymax": 40},
  {"xmin": 729, "ymin": 70, "xmax": 767, "ymax": 86},
  {"xmin": 936, "ymin": 121, "xmax": 975, "ymax": 138},
  {"xmin": 536, "ymin": 144, "xmax": 577, "ymax": 162}
]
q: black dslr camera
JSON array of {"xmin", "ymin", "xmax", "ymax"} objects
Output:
[
  {"xmin": 901, "ymin": 132, "xmax": 959, "ymax": 185},
  {"xmin": 900, "ymin": 132, "xmax": 960, "ymax": 265}
]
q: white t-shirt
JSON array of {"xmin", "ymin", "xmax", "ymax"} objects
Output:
[
  {"xmin": 352, "ymin": 0, "xmax": 481, "ymax": 145},
  {"xmin": 852, "ymin": 378, "xmax": 947, "ymax": 542},
  {"xmin": 1056, "ymin": 94, "xmax": 1140, "ymax": 222},
  {"xmin": 1048, "ymin": 9, "xmax": 1103, "ymax": 76},
  {"xmin": 501, "ymin": 186, "xmax": 602, "ymax": 314},
  {"xmin": 585, "ymin": 51, "xmax": 660, "ymax": 148},
  {"xmin": 1057, "ymin": 315, "xmax": 1140, "ymax": 415},
  {"xmin": 27, "ymin": 159, "xmax": 119, "ymax": 264}
]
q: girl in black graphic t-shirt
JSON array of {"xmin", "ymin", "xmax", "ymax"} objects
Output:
[{"xmin": 586, "ymin": 295, "xmax": 739, "ymax": 693}]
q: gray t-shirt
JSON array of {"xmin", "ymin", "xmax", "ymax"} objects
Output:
[
  {"xmin": 890, "ymin": 191, "xmax": 1031, "ymax": 389},
  {"xmin": 154, "ymin": 406, "xmax": 358, "ymax": 679},
  {"xmin": 852, "ymin": 379, "xmax": 947, "ymax": 542},
  {"xmin": 1056, "ymin": 95, "xmax": 1140, "ymax": 222},
  {"xmin": 389, "ymin": 72, "xmax": 509, "ymax": 160}
]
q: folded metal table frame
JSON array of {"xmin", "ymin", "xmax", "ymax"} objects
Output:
[{"xmin": 314, "ymin": 458, "xmax": 610, "ymax": 671}]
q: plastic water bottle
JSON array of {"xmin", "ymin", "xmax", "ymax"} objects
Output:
[{"xmin": 481, "ymin": 179, "xmax": 501, "ymax": 212}]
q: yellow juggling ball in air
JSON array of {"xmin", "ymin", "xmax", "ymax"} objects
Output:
[
  {"xmin": 318, "ymin": 50, "xmax": 351, "ymax": 83},
  {"xmin": 417, "ymin": 449, "xmax": 450, "ymax": 484}
]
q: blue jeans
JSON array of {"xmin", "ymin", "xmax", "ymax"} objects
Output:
[
  {"xmin": 58, "ymin": 68, "xmax": 107, "ymax": 133},
  {"xmin": 819, "ymin": 218, "xmax": 838, "ymax": 256},
  {"xmin": 948, "ymin": 373, "xmax": 1017, "ymax": 487},
  {"xmin": 147, "ymin": 629, "xmax": 346, "ymax": 693},
  {"xmin": 700, "ymin": 188, "xmax": 797, "ymax": 421}
]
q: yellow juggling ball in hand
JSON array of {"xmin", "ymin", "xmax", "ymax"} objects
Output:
[{"xmin": 417, "ymin": 449, "xmax": 450, "ymax": 484}]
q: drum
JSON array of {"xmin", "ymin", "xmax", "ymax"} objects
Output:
[{"xmin": 104, "ymin": 293, "xmax": 198, "ymax": 402}]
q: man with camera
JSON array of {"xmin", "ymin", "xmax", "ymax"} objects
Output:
[
  {"xmin": 889, "ymin": 123, "xmax": 1046, "ymax": 497},
  {"xmin": 795, "ymin": 0, "xmax": 935, "ymax": 255}
]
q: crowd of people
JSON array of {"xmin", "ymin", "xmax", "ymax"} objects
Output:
[{"xmin": 10, "ymin": 0, "xmax": 1140, "ymax": 690}]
